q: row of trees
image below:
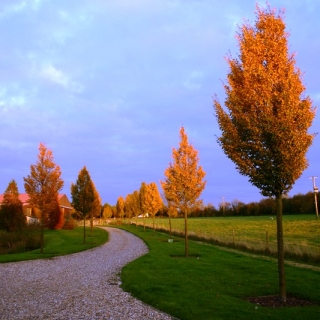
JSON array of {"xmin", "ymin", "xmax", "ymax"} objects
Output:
[
  {"xmin": 112, "ymin": 4, "xmax": 316, "ymax": 303},
  {"xmin": 114, "ymin": 181, "xmax": 163, "ymax": 234},
  {"xmin": 0, "ymin": 143, "xmax": 102, "ymax": 250},
  {"xmin": 181, "ymin": 192, "xmax": 319, "ymax": 217}
]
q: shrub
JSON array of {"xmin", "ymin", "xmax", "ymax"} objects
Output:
[{"xmin": 0, "ymin": 224, "xmax": 41, "ymax": 254}]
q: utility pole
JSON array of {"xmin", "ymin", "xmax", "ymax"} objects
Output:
[
  {"xmin": 221, "ymin": 196, "xmax": 226, "ymax": 217},
  {"xmin": 309, "ymin": 176, "xmax": 319, "ymax": 219}
]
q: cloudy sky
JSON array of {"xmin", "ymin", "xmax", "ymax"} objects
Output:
[{"xmin": 0, "ymin": 0, "xmax": 319, "ymax": 207}]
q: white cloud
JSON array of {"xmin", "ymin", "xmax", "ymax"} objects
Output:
[
  {"xmin": 40, "ymin": 65, "xmax": 84, "ymax": 93},
  {"xmin": 0, "ymin": 87, "xmax": 26, "ymax": 112}
]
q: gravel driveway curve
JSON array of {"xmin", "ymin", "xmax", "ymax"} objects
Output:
[{"xmin": 0, "ymin": 227, "xmax": 174, "ymax": 320}]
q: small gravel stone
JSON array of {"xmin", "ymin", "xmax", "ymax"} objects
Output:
[{"xmin": 0, "ymin": 227, "xmax": 175, "ymax": 320}]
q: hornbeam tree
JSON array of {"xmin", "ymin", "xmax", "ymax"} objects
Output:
[
  {"xmin": 144, "ymin": 182, "xmax": 163, "ymax": 234},
  {"xmin": 139, "ymin": 182, "xmax": 148, "ymax": 231},
  {"xmin": 161, "ymin": 127, "xmax": 206, "ymax": 257},
  {"xmin": 71, "ymin": 166, "xmax": 95, "ymax": 244},
  {"xmin": 116, "ymin": 196, "xmax": 125, "ymax": 224},
  {"xmin": 24, "ymin": 143, "xmax": 64, "ymax": 253},
  {"xmin": 214, "ymin": 5, "xmax": 315, "ymax": 302}
]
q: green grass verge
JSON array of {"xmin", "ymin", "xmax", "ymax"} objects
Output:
[
  {"xmin": 0, "ymin": 227, "xmax": 108, "ymax": 263},
  {"xmin": 132, "ymin": 215, "xmax": 320, "ymax": 263},
  {"xmin": 119, "ymin": 225, "xmax": 320, "ymax": 320}
]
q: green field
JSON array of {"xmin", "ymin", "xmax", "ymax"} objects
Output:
[
  {"xmin": 0, "ymin": 227, "xmax": 108, "ymax": 263},
  {"xmin": 119, "ymin": 224, "xmax": 320, "ymax": 320},
  {"xmin": 131, "ymin": 215, "xmax": 320, "ymax": 262}
]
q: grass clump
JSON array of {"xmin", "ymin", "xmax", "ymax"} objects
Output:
[
  {"xmin": 0, "ymin": 227, "xmax": 108, "ymax": 263},
  {"xmin": 119, "ymin": 225, "xmax": 320, "ymax": 320}
]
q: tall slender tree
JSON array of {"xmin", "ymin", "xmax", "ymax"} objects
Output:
[
  {"xmin": 214, "ymin": 5, "xmax": 315, "ymax": 302},
  {"xmin": 161, "ymin": 127, "xmax": 206, "ymax": 257},
  {"xmin": 0, "ymin": 180, "xmax": 26, "ymax": 232},
  {"xmin": 139, "ymin": 182, "xmax": 148, "ymax": 231},
  {"xmin": 124, "ymin": 193, "xmax": 134, "ymax": 219},
  {"xmin": 89, "ymin": 183, "xmax": 102, "ymax": 236},
  {"xmin": 116, "ymin": 196, "xmax": 125, "ymax": 224},
  {"xmin": 144, "ymin": 182, "xmax": 163, "ymax": 234},
  {"xmin": 24, "ymin": 143, "xmax": 64, "ymax": 253},
  {"xmin": 71, "ymin": 166, "xmax": 95, "ymax": 244}
]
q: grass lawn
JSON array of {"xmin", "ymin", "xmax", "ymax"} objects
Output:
[
  {"xmin": 0, "ymin": 227, "xmax": 108, "ymax": 263},
  {"xmin": 134, "ymin": 215, "xmax": 320, "ymax": 261},
  {"xmin": 119, "ymin": 224, "xmax": 320, "ymax": 320}
]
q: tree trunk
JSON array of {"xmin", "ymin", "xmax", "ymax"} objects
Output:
[
  {"xmin": 90, "ymin": 214, "xmax": 93, "ymax": 237},
  {"xmin": 153, "ymin": 215, "xmax": 155, "ymax": 235},
  {"xmin": 184, "ymin": 209, "xmax": 188, "ymax": 257},
  {"xmin": 83, "ymin": 216, "xmax": 86, "ymax": 244},
  {"xmin": 40, "ymin": 216, "xmax": 44, "ymax": 254},
  {"xmin": 169, "ymin": 214, "xmax": 172, "ymax": 238},
  {"xmin": 276, "ymin": 193, "xmax": 286, "ymax": 302}
]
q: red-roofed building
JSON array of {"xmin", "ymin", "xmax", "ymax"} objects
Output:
[{"xmin": 0, "ymin": 194, "xmax": 74, "ymax": 224}]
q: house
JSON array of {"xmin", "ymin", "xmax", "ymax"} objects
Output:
[
  {"xmin": 138, "ymin": 213, "xmax": 149, "ymax": 218},
  {"xmin": 0, "ymin": 193, "xmax": 74, "ymax": 223}
]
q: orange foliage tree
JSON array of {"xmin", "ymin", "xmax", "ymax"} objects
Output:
[
  {"xmin": 143, "ymin": 182, "xmax": 163, "ymax": 234},
  {"xmin": 116, "ymin": 196, "xmax": 125, "ymax": 223},
  {"xmin": 161, "ymin": 127, "xmax": 206, "ymax": 257},
  {"xmin": 24, "ymin": 143, "xmax": 64, "ymax": 253},
  {"xmin": 214, "ymin": 5, "xmax": 315, "ymax": 302}
]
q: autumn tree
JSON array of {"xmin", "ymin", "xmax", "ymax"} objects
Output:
[
  {"xmin": 132, "ymin": 190, "xmax": 141, "ymax": 219},
  {"xmin": 161, "ymin": 127, "xmax": 206, "ymax": 257},
  {"xmin": 102, "ymin": 204, "xmax": 113, "ymax": 222},
  {"xmin": 124, "ymin": 193, "xmax": 134, "ymax": 219},
  {"xmin": 214, "ymin": 5, "xmax": 315, "ymax": 302},
  {"xmin": 116, "ymin": 196, "xmax": 125, "ymax": 224},
  {"xmin": 0, "ymin": 180, "xmax": 26, "ymax": 232},
  {"xmin": 89, "ymin": 183, "xmax": 102, "ymax": 236},
  {"xmin": 24, "ymin": 143, "xmax": 64, "ymax": 253},
  {"xmin": 143, "ymin": 182, "xmax": 163, "ymax": 234},
  {"xmin": 71, "ymin": 166, "xmax": 95, "ymax": 244},
  {"xmin": 139, "ymin": 182, "xmax": 148, "ymax": 231},
  {"xmin": 46, "ymin": 199, "xmax": 63, "ymax": 230}
]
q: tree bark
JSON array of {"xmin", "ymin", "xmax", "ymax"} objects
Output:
[
  {"xmin": 40, "ymin": 216, "xmax": 44, "ymax": 254},
  {"xmin": 276, "ymin": 193, "xmax": 286, "ymax": 302},
  {"xmin": 184, "ymin": 209, "xmax": 188, "ymax": 257},
  {"xmin": 83, "ymin": 216, "xmax": 86, "ymax": 244}
]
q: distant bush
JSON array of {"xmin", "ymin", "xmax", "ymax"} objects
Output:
[{"xmin": 62, "ymin": 216, "xmax": 76, "ymax": 230}]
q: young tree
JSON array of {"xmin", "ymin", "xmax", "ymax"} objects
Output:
[
  {"xmin": 89, "ymin": 184, "xmax": 102, "ymax": 236},
  {"xmin": 132, "ymin": 190, "xmax": 141, "ymax": 220},
  {"xmin": 144, "ymin": 182, "xmax": 163, "ymax": 234},
  {"xmin": 161, "ymin": 127, "xmax": 206, "ymax": 257},
  {"xmin": 124, "ymin": 193, "xmax": 134, "ymax": 219},
  {"xmin": 71, "ymin": 166, "xmax": 95, "ymax": 244},
  {"xmin": 24, "ymin": 143, "xmax": 64, "ymax": 253},
  {"xmin": 116, "ymin": 196, "xmax": 125, "ymax": 224},
  {"xmin": 102, "ymin": 204, "xmax": 113, "ymax": 222},
  {"xmin": 139, "ymin": 182, "xmax": 148, "ymax": 231},
  {"xmin": 214, "ymin": 5, "xmax": 315, "ymax": 302},
  {"xmin": 0, "ymin": 180, "xmax": 26, "ymax": 232}
]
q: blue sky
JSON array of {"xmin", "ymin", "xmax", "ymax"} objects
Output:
[{"xmin": 0, "ymin": 0, "xmax": 319, "ymax": 207}]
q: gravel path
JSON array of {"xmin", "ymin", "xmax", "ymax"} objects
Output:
[{"xmin": 0, "ymin": 227, "xmax": 174, "ymax": 320}]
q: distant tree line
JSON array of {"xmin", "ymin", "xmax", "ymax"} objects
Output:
[{"xmin": 160, "ymin": 192, "xmax": 318, "ymax": 218}]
